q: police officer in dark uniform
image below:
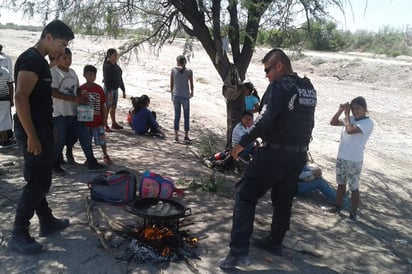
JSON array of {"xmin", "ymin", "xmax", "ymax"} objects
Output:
[{"xmin": 220, "ymin": 49, "xmax": 317, "ymax": 269}]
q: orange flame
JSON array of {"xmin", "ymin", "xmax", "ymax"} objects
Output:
[
  {"xmin": 161, "ymin": 246, "xmax": 171, "ymax": 256},
  {"xmin": 142, "ymin": 225, "xmax": 174, "ymax": 241}
]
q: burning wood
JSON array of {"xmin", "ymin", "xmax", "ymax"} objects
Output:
[{"xmin": 128, "ymin": 224, "xmax": 200, "ymax": 264}]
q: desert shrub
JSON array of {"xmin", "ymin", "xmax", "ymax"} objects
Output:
[
  {"xmin": 189, "ymin": 173, "xmax": 224, "ymax": 193},
  {"xmin": 195, "ymin": 131, "xmax": 225, "ymax": 158}
]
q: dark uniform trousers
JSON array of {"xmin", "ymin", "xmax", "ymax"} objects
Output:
[
  {"xmin": 13, "ymin": 122, "xmax": 55, "ymax": 228},
  {"xmin": 229, "ymin": 146, "xmax": 307, "ymax": 256}
]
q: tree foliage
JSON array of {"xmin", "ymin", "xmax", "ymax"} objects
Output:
[{"xmin": 2, "ymin": 0, "xmax": 349, "ymax": 146}]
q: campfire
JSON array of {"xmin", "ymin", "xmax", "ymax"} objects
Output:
[
  {"xmin": 129, "ymin": 223, "xmax": 199, "ymax": 263},
  {"xmin": 123, "ymin": 198, "xmax": 201, "ymax": 265}
]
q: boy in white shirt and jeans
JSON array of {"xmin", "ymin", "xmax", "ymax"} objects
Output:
[
  {"xmin": 232, "ymin": 111, "xmax": 256, "ymax": 164},
  {"xmin": 51, "ymin": 48, "xmax": 105, "ymax": 175}
]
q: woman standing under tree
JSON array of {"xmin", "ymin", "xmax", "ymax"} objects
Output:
[
  {"xmin": 169, "ymin": 55, "xmax": 194, "ymax": 144},
  {"xmin": 330, "ymin": 96, "xmax": 374, "ymax": 221},
  {"xmin": 102, "ymin": 48, "xmax": 125, "ymax": 132}
]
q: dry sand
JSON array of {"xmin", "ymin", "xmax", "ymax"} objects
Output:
[{"xmin": 0, "ymin": 29, "xmax": 411, "ymax": 273}]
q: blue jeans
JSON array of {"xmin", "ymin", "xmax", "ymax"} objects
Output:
[
  {"xmin": 298, "ymin": 178, "xmax": 336, "ymax": 202},
  {"xmin": 239, "ymin": 142, "xmax": 255, "ymax": 159},
  {"xmin": 298, "ymin": 178, "xmax": 350, "ymax": 207},
  {"xmin": 173, "ymin": 96, "xmax": 190, "ymax": 132},
  {"xmin": 53, "ymin": 116, "xmax": 96, "ymax": 164},
  {"xmin": 104, "ymin": 86, "xmax": 118, "ymax": 108}
]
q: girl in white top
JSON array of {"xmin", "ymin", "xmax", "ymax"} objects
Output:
[{"xmin": 330, "ymin": 96, "xmax": 374, "ymax": 220}]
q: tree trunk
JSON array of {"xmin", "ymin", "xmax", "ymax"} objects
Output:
[{"xmin": 225, "ymin": 94, "xmax": 245, "ymax": 149}]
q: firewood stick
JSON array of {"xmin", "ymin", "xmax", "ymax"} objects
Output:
[
  {"xmin": 179, "ymin": 221, "xmax": 195, "ymax": 227},
  {"xmin": 183, "ymin": 256, "xmax": 201, "ymax": 274},
  {"xmin": 84, "ymin": 194, "xmax": 111, "ymax": 250},
  {"xmin": 95, "ymin": 206, "xmax": 137, "ymax": 238}
]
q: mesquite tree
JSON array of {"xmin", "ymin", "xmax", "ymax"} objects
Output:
[{"xmin": 2, "ymin": 0, "xmax": 347, "ymax": 146}]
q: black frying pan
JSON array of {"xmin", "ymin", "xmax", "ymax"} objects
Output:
[{"xmin": 124, "ymin": 198, "xmax": 191, "ymax": 221}]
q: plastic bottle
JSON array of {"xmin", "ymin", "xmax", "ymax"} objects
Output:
[
  {"xmin": 214, "ymin": 152, "xmax": 227, "ymax": 160},
  {"xmin": 204, "ymin": 159, "xmax": 213, "ymax": 168}
]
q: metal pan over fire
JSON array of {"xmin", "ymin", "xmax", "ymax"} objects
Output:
[{"xmin": 124, "ymin": 198, "xmax": 191, "ymax": 222}]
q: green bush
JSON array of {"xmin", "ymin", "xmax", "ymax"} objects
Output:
[
  {"xmin": 199, "ymin": 173, "xmax": 225, "ymax": 192},
  {"xmin": 255, "ymin": 20, "xmax": 412, "ymax": 58},
  {"xmin": 195, "ymin": 131, "xmax": 225, "ymax": 158}
]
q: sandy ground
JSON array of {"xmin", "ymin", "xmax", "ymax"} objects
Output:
[{"xmin": 0, "ymin": 29, "xmax": 411, "ymax": 274}]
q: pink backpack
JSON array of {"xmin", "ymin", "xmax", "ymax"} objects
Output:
[{"xmin": 139, "ymin": 171, "xmax": 184, "ymax": 199}]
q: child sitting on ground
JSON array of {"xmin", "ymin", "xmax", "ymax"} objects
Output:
[
  {"xmin": 298, "ymin": 164, "xmax": 350, "ymax": 208},
  {"xmin": 131, "ymin": 95, "xmax": 165, "ymax": 138},
  {"xmin": 80, "ymin": 65, "xmax": 113, "ymax": 164},
  {"xmin": 231, "ymin": 111, "xmax": 256, "ymax": 164}
]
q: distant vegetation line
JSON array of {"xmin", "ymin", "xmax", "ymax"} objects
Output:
[{"xmin": 2, "ymin": 20, "xmax": 411, "ymax": 58}]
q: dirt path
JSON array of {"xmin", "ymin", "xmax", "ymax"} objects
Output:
[{"xmin": 0, "ymin": 29, "xmax": 411, "ymax": 273}]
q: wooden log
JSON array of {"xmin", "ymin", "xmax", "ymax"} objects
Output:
[
  {"xmin": 84, "ymin": 194, "xmax": 111, "ymax": 250},
  {"xmin": 95, "ymin": 206, "xmax": 138, "ymax": 238},
  {"xmin": 183, "ymin": 256, "xmax": 201, "ymax": 274}
]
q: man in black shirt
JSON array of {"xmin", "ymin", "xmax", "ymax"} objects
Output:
[
  {"xmin": 220, "ymin": 49, "xmax": 317, "ymax": 269},
  {"xmin": 10, "ymin": 20, "xmax": 75, "ymax": 254}
]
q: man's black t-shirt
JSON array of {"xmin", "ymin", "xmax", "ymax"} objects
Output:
[{"xmin": 14, "ymin": 47, "xmax": 53, "ymax": 126}]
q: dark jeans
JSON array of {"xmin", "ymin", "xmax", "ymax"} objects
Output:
[
  {"xmin": 53, "ymin": 116, "xmax": 96, "ymax": 164},
  {"xmin": 173, "ymin": 96, "xmax": 190, "ymax": 132},
  {"xmin": 13, "ymin": 121, "xmax": 55, "ymax": 227},
  {"xmin": 229, "ymin": 146, "xmax": 307, "ymax": 256},
  {"xmin": 239, "ymin": 142, "xmax": 255, "ymax": 159}
]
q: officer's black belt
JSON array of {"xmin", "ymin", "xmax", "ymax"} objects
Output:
[{"xmin": 264, "ymin": 143, "xmax": 308, "ymax": 153}]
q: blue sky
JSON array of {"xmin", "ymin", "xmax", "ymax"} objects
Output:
[
  {"xmin": 328, "ymin": 0, "xmax": 411, "ymax": 32},
  {"xmin": 0, "ymin": 0, "xmax": 411, "ymax": 32}
]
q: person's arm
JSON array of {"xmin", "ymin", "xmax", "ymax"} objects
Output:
[
  {"xmin": 119, "ymin": 66, "xmax": 126, "ymax": 98},
  {"xmin": 120, "ymin": 78, "xmax": 126, "ymax": 98},
  {"xmin": 170, "ymin": 70, "xmax": 174, "ymax": 91},
  {"xmin": 7, "ymin": 82, "xmax": 14, "ymax": 107},
  {"xmin": 189, "ymin": 70, "xmax": 194, "ymax": 98},
  {"xmin": 343, "ymin": 105, "xmax": 362, "ymax": 134},
  {"xmin": 15, "ymin": 71, "xmax": 41, "ymax": 155},
  {"xmin": 147, "ymin": 108, "xmax": 159, "ymax": 129},
  {"xmin": 231, "ymin": 124, "xmax": 243, "ymax": 159},
  {"xmin": 51, "ymin": 88, "xmax": 84, "ymax": 103},
  {"xmin": 330, "ymin": 103, "xmax": 346, "ymax": 126},
  {"xmin": 252, "ymin": 102, "xmax": 260, "ymax": 113},
  {"xmin": 231, "ymin": 124, "xmax": 241, "ymax": 147}
]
